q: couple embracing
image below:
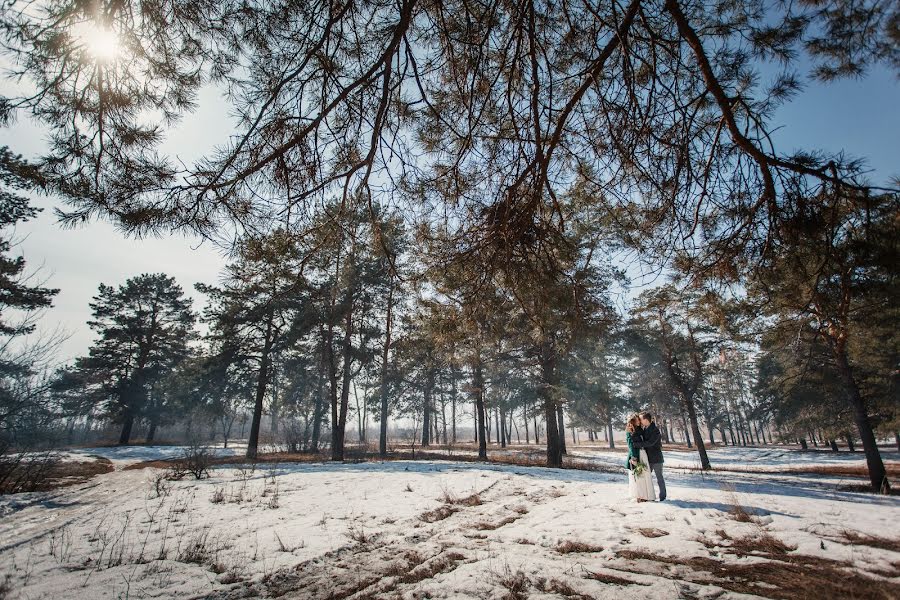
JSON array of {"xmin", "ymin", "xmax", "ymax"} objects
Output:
[{"xmin": 625, "ymin": 411, "xmax": 666, "ymax": 502}]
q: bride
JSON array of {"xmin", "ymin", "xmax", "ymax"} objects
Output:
[{"xmin": 626, "ymin": 414, "xmax": 656, "ymax": 502}]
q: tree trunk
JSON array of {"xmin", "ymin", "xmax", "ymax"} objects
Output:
[
  {"xmin": 500, "ymin": 407, "xmax": 507, "ymax": 448},
  {"xmin": 830, "ymin": 439, "xmax": 839, "ymax": 452},
  {"xmin": 834, "ymin": 347, "xmax": 889, "ymax": 492},
  {"xmin": 607, "ymin": 418, "xmax": 615, "ymax": 449},
  {"xmin": 118, "ymin": 412, "xmax": 135, "ymax": 445},
  {"xmin": 683, "ymin": 396, "xmax": 711, "ymax": 469},
  {"xmin": 441, "ymin": 387, "xmax": 448, "ymax": 445},
  {"xmin": 421, "ymin": 380, "xmax": 432, "ymax": 447},
  {"xmin": 681, "ymin": 413, "xmax": 692, "ymax": 448},
  {"xmin": 895, "ymin": 431, "xmax": 899, "ymax": 452},
  {"xmin": 312, "ymin": 331, "xmax": 326, "ymax": 452},
  {"xmin": 473, "ymin": 359, "xmax": 487, "ymax": 460},
  {"xmin": 451, "ymin": 367, "xmax": 457, "ymax": 445},
  {"xmin": 799, "ymin": 438, "xmax": 808, "ymax": 450},
  {"xmin": 845, "ymin": 433, "xmax": 855, "ymax": 452},
  {"xmin": 146, "ymin": 419, "xmax": 157, "ymax": 444},
  {"xmin": 557, "ymin": 405, "xmax": 567, "ymax": 455},
  {"xmin": 247, "ymin": 311, "xmax": 274, "ymax": 460},
  {"xmin": 270, "ymin": 362, "xmax": 280, "ymax": 435},
  {"xmin": 524, "ymin": 405, "xmax": 530, "ymax": 444},
  {"xmin": 540, "ymin": 343, "xmax": 563, "ymax": 468},
  {"xmin": 333, "ymin": 294, "xmax": 355, "ymax": 461}
]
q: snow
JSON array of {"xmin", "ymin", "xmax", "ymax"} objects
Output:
[
  {"xmin": 570, "ymin": 444, "xmax": 900, "ymax": 472},
  {"xmin": 0, "ymin": 446, "xmax": 898, "ymax": 599},
  {"xmin": 60, "ymin": 444, "xmax": 245, "ymax": 469}
]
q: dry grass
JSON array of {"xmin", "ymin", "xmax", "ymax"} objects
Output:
[
  {"xmin": 556, "ymin": 540, "xmax": 604, "ymax": 554},
  {"xmin": 584, "ymin": 570, "xmax": 649, "ymax": 586},
  {"xmin": 728, "ymin": 503, "xmax": 756, "ymax": 523},
  {"xmin": 396, "ymin": 551, "xmax": 465, "ymax": 585},
  {"xmin": 419, "ymin": 504, "xmax": 459, "ymax": 523},
  {"xmin": 720, "ymin": 530, "xmax": 797, "ymax": 557},
  {"xmin": 616, "ymin": 541, "xmax": 900, "ymax": 600},
  {"xmin": 837, "ymin": 483, "xmax": 900, "ymax": 495},
  {"xmin": 473, "ymin": 515, "xmax": 520, "ymax": 530},
  {"xmin": 383, "ymin": 550, "xmax": 424, "ymax": 578},
  {"xmin": 533, "ymin": 577, "xmax": 592, "ymax": 599},
  {"xmin": 1, "ymin": 456, "xmax": 114, "ymax": 493},
  {"xmin": 637, "ymin": 527, "xmax": 669, "ymax": 538},
  {"xmin": 496, "ymin": 569, "xmax": 529, "ymax": 600},
  {"xmin": 841, "ymin": 531, "xmax": 900, "ymax": 553},
  {"xmin": 698, "ymin": 529, "xmax": 796, "ymax": 557}
]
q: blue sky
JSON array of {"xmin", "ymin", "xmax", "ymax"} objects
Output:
[{"xmin": 2, "ymin": 62, "xmax": 898, "ymax": 362}]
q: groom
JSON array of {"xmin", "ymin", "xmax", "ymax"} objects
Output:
[{"xmin": 632, "ymin": 411, "xmax": 666, "ymax": 501}]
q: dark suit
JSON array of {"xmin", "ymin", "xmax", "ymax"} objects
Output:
[{"xmin": 632, "ymin": 422, "xmax": 666, "ymax": 500}]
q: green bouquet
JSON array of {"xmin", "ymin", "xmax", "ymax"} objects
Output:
[{"xmin": 632, "ymin": 461, "xmax": 648, "ymax": 476}]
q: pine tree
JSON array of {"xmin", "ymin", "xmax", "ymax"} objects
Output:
[
  {"xmin": 198, "ymin": 230, "xmax": 308, "ymax": 459},
  {"xmin": 0, "ymin": 148, "xmax": 57, "ymax": 339},
  {"xmin": 71, "ymin": 273, "xmax": 194, "ymax": 444},
  {"xmin": 750, "ymin": 191, "xmax": 898, "ymax": 493}
]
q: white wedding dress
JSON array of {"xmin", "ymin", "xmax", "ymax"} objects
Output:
[{"xmin": 628, "ymin": 448, "xmax": 656, "ymax": 501}]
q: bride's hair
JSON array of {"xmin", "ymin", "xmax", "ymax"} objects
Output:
[{"xmin": 625, "ymin": 414, "xmax": 640, "ymax": 433}]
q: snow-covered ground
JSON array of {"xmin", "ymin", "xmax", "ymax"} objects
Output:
[
  {"xmin": 569, "ymin": 445, "xmax": 900, "ymax": 472},
  {"xmin": 0, "ymin": 447, "xmax": 898, "ymax": 599}
]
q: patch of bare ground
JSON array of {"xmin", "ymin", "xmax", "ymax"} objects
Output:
[
  {"xmin": 203, "ymin": 529, "xmax": 467, "ymax": 599},
  {"xmin": 636, "ymin": 527, "xmax": 669, "ymax": 538},
  {"xmin": 701, "ymin": 529, "xmax": 796, "ymax": 558},
  {"xmin": 473, "ymin": 514, "xmax": 521, "ymax": 530},
  {"xmin": 1, "ymin": 456, "xmax": 113, "ymax": 493},
  {"xmin": 533, "ymin": 577, "xmax": 593, "ymax": 599},
  {"xmin": 495, "ymin": 569, "xmax": 596, "ymax": 600},
  {"xmin": 438, "ymin": 479, "xmax": 499, "ymax": 506},
  {"xmin": 837, "ymin": 483, "xmax": 900, "ymax": 495},
  {"xmin": 615, "ymin": 539, "xmax": 900, "ymax": 600},
  {"xmin": 397, "ymin": 551, "xmax": 465, "ymax": 585},
  {"xmin": 556, "ymin": 540, "xmax": 604, "ymax": 554},
  {"xmin": 419, "ymin": 504, "xmax": 459, "ymax": 523},
  {"xmin": 584, "ymin": 569, "xmax": 649, "ymax": 586}
]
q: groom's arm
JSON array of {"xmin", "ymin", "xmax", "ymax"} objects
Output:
[{"xmin": 633, "ymin": 427, "xmax": 661, "ymax": 448}]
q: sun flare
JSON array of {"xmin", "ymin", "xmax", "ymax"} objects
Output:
[{"xmin": 72, "ymin": 22, "xmax": 121, "ymax": 62}]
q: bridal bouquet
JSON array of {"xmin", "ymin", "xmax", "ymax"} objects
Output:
[{"xmin": 632, "ymin": 461, "xmax": 648, "ymax": 476}]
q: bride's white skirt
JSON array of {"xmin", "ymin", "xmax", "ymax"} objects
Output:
[{"xmin": 628, "ymin": 449, "xmax": 656, "ymax": 501}]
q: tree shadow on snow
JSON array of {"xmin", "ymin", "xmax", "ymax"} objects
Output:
[
  {"xmin": 664, "ymin": 499, "xmax": 797, "ymax": 518},
  {"xmin": 215, "ymin": 457, "xmax": 899, "ymax": 508}
]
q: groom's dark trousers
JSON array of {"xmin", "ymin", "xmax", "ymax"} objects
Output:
[
  {"xmin": 649, "ymin": 463, "xmax": 666, "ymax": 501},
  {"xmin": 635, "ymin": 423, "xmax": 666, "ymax": 501}
]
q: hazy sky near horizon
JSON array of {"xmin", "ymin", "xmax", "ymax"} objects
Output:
[{"xmin": 2, "ymin": 61, "xmax": 898, "ymax": 363}]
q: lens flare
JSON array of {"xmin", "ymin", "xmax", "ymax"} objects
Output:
[{"xmin": 73, "ymin": 22, "xmax": 121, "ymax": 62}]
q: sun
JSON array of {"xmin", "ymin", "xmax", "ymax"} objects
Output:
[{"xmin": 72, "ymin": 22, "xmax": 121, "ymax": 62}]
